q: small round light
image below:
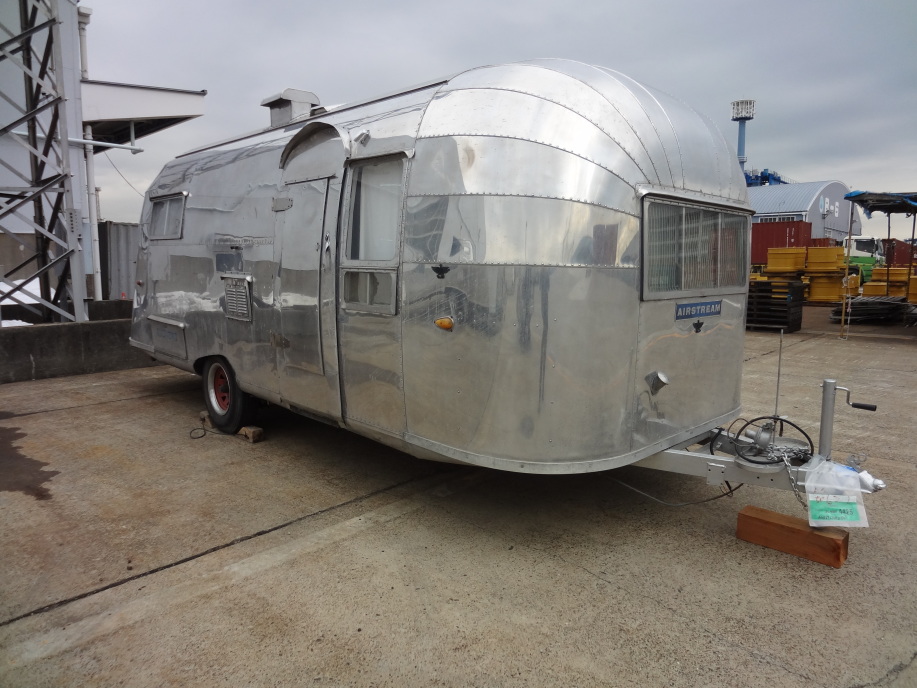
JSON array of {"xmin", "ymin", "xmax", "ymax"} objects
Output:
[{"xmin": 434, "ymin": 316, "xmax": 454, "ymax": 331}]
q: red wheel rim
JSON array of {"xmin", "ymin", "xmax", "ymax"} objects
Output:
[{"xmin": 212, "ymin": 366, "xmax": 231, "ymax": 411}]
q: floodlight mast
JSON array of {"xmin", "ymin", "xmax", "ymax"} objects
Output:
[{"xmin": 731, "ymin": 99, "xmax": 756, "ymax": 173}]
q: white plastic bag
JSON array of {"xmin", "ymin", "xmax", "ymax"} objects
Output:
[{"xmin": 804, "ymin": 458, "xmax": 869, "ymax": 528}]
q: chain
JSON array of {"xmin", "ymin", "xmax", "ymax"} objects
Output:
[{"xmin": 776, "ymin": 448, "xmax": 809, "ymax": 510}]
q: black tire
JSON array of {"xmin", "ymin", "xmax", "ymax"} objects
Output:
[{"xmin": 202, "ymin": 357, "xmax": 253, "ymax": 433}]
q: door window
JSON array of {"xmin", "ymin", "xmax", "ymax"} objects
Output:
[
  {"xmin": 342, "ymin": 156, "xmax": 405, "ymax": 314},
  {"xmin": 347, "ymin": 158, "xmax": 404, "ymax": 261}
]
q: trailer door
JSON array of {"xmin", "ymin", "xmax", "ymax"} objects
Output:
[
  {"xmin": 274, "ymin": 126, "xmax": 346, "ymax": 420},
  {"xmin": 337, "ymin": 155, "xmax": 407, "ymax": 435}
]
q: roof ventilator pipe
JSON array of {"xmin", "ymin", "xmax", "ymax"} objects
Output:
[{"xmin": 261, "ymin": 89, "xmax": 321, "ymax": 128}]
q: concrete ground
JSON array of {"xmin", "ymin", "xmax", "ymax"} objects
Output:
[{"xmin": 1, "ymin": 313, "xmax": 915, "ymax": 687}]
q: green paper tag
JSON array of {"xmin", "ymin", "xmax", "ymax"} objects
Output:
[{"xmin": 808, "ymin": 495, "xmax": 861, "ymax": 522}]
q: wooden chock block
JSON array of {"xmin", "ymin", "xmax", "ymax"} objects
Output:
[
  {"xmin": 237, "ymin": 426, "xmax": 264, "ymax": 443},
  {"xmin": 736, "ymin": 505, "xmax": 849, "ymax": 568}
]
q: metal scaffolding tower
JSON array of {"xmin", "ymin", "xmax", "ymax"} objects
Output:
[{"xmin": 1, "ymin": 0, "xmax": 88, "ymax": 322}]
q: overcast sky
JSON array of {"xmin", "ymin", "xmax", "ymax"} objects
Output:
[{"xmin": 83, "ymin": 0, "xmax": 917, "ymax": 239}]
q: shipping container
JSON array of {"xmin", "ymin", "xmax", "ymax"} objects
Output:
[{"xmin": 750, "ymin": 221, "xmax": 812, "ymax": 265}]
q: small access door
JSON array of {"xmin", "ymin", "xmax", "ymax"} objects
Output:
[{"xmin": 273, "ymin": 125, "xmax": 346, "ymax": 419}]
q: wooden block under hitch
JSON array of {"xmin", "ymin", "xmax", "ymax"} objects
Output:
[{"xmin": 736, "ymin": 505, "xmax": 849, "ymax": 568}]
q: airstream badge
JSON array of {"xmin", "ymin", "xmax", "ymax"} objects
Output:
[{"xmin": 675, "ymin": 300, "xmax": 722, "ymax": 320}]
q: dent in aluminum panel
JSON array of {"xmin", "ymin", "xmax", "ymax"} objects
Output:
[
  {"xmin": 418, "ymin": 88, "xmax": 646, "ymax": 187},
  {"xmin": 404, "ymin": 195, "xmax": 639, "ymax": 267},
  {"xmin": 433, "ymin": 63, "xmax": 658, "ymax": 183},
  {"xmin": 408, "ymin": 136, "xmax": 637, "ymax": 213},
  {"xmin": 402, "ymin": 263, "xmax": 640, "ymax": 464}
]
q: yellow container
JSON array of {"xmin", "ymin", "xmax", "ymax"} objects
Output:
[
  {"xmin": 807, "ymin": 247, "xmax": 844, "ymax": 270},
  {"xmin": 909, "ymin": 276, "xmax": 917, "ymax": 304},
  {"xmin": 767, "ymin": 247, "xmax": 806, "ymax": 272},
  {"xmin": 870, "ymin": 267, "xmax": 909, "ymax": 284},
  {"xmin": 861, "ymin": 281, "xmax": 907, "ymax": 297},
  {"xmin": 807, "ymin": 275, "xmax": 842, "ymax": 302}
]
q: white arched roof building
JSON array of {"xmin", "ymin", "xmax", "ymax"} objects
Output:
[{"xmin": 748, "ymin": 181, "xmax": 862, "ymax": 241}]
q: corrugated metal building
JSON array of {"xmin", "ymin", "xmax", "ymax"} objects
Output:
[{"xmin": 748, "ymin": 181, "xmax": 861, "ymax": 242}]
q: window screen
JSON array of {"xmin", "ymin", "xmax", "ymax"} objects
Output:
[
  {"xmin": 644, "ymin": 199, "xmax": 749, "ymax": 298},
  {"xmin": 149, "ymin": 194, "xmax": 186, "ymax": 239}
]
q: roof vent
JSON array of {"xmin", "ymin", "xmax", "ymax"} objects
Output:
[{"xmin": 260, "ymin": 89, "xmax": 321, "ymax": 127}]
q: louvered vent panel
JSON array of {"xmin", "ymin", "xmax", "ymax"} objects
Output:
[{"xmin": 224, "ymin": 277, "xmax": 252, "ymax": 321}]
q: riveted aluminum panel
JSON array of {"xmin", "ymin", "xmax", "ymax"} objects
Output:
[
  {"xmin": 520, "ymin": 59, "xmax": 748, "ymax": 205},
  {"xmin": 408, "ymin": 136, "xmax": 637, "ymax": 213},
  {"xmin": 403, "ymin": 195, "xmax": 640, "ymax": 268},
  {"xmin": 520, "ymin": 59, "xmax": 676, "ymax": 189},
  {"xmin": 418, "ymin": 88, "xmax": 646, "ymax": 187},
  {"xmin": 589, "ymin": 64, "xmax": 747, "ymax": 204},
  {"xmin": 431, "ymin": 64, "xmax": 657, "ymax": 185},
  {"xmin": 401, "ymin": 263, "xmax": 640, "ymax": 468}
]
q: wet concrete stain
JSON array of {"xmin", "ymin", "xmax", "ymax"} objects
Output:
[{"xmin": 0, "ymin": 425, "xmax": 59, "ymax": 500}]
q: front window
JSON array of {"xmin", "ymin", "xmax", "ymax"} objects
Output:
[{"xmin": 644, "ymin": 199, "xmax": 749, "ymax": 299}]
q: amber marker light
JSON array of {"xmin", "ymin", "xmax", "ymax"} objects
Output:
[{"xmin": 434, "ymin": 316, "xmax": 454, "ymax": 331}]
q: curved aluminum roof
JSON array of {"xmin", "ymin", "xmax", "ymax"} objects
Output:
[
  {"xmin": 419, "ymin": 59, "xmax": 749, "ymax": 208},
  {"xmin": 168, "ymin": 60, "xmax": 750, "ymax": 212}
]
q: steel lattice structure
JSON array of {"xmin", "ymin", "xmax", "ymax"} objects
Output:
[{"xmin": 1, "ymin": 0, "xmax": 87, "ymax": 322}]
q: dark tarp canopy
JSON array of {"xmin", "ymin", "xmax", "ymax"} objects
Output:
[{"xmin": 844, "ymin": 191, "xmax": 917, "ymax": 218}]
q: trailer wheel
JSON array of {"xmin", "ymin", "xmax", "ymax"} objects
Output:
[{"xmin": 203, "ymin": 358, "xmax": 252, "ymax": 433}]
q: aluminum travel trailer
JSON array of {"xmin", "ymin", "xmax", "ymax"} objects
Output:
[{"xmin": 131, "ymin": 59, "xmax": 758, "ymax": 475}]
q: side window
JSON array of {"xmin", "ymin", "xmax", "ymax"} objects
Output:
[
  {"xmin": 149, "ymin": 194, "xmax": 186, "ymax": 240},
  {"xmin": 342, "ymin": 157, "xmax": 405, "ymax": 314}
]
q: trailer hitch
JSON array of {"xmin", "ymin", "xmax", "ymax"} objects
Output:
[{"xmin": 635, "ymin": 378, "xmax": 886, "ymax": 497}]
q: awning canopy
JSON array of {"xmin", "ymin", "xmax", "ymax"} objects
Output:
[
  {"xmin": 844, "ymin": 191, "xmax": 917, "ymax": 218},
  {"xmin": 81, "ymin": 80, "xmax": 206, "ymax": 148}
]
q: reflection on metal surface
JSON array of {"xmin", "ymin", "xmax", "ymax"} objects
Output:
[
  {"xmin": 409, "ymin": 136, "xmax": 636, "ymax": 212},
  {"xmin": 404, "ymin": 194, "xmax": 639, "ymax": 267}
]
